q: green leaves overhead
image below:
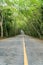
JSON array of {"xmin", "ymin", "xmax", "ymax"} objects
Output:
[{"xmin": 0, "ymin": 0, "xmax": 43, "ymax": 38}]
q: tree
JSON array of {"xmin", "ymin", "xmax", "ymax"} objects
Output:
[
  {"xmin": 0, "ymin": 0, "xmax": 43, "ymax": 38},
  {"xmin": 0, "ymin": 9, "xmax": 3, "ymax": 37}
]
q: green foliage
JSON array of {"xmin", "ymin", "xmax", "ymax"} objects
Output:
[
  {"xmin": 0, "ymin": 6, "xmax": 20, "ymax": 37},
  {"xmin": 0, "ymin": 0, "xmax": 43, "ymax": 38}
]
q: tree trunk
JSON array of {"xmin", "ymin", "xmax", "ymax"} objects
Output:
[{"xmin": 0, "ymin": 22, "xmax": 3, "ymax": 37}]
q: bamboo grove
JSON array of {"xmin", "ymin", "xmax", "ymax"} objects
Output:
[{"xmin": 0, "ymin": 0, "xmax": 43, "ymax": 38}]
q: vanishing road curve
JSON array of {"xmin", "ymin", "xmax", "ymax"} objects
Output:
[{"xmin": 0, "ymin": 35, "xmax": 43, "ymax": 65}]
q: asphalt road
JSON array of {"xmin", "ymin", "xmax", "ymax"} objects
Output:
[{"xmin": 0, "ymin": 35, "xmax": 43, "ymax": 65}]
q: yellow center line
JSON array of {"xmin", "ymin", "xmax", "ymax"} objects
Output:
[{"xmin": 23, "ymin": 38, "xmax": 28, "ymax": 65}]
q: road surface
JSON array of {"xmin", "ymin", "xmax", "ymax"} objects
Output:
[{"xmin": 0, "ymin": 35, "xmax": 43, "ymax": 65}]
